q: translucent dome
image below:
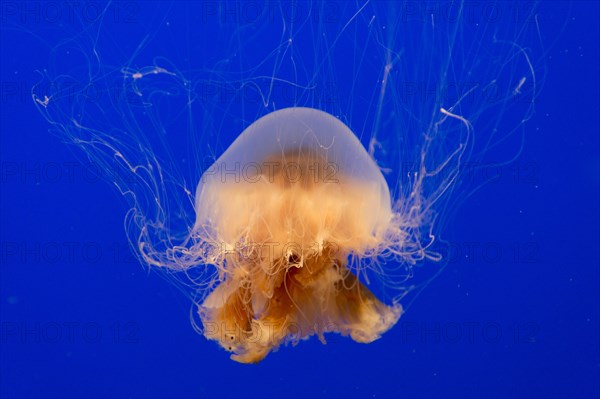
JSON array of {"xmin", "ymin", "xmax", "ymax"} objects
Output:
[{"xmin": 194, "ymin": 107, "xmax": 393, "ymax": 256}]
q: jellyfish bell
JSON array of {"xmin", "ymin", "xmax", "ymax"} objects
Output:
[{"xmin": 194, "ymin": 107, "xmax": 403, "ymax": 363}]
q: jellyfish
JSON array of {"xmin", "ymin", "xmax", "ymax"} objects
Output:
[
  {"xmin": 194, "ymin": 107, "xmax": 402, "ymax": 363},
  {"xmin": 32, "ymin": 0, "xmax": 543, "ymax": 366}
]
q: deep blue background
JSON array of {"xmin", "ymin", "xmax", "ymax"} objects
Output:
[{"xmin": 1, "ymin": 1, "xmax": 599, "ymax": 398}]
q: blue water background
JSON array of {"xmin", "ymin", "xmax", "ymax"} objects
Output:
[{"xmin": 1, "ymin": 1, "xmax": 599, "ymax": 398}]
